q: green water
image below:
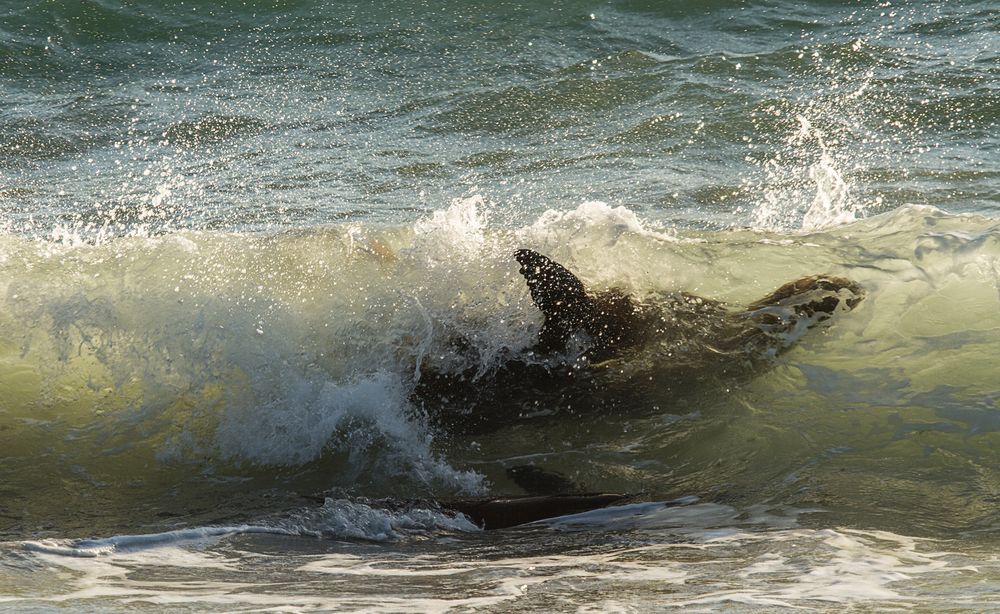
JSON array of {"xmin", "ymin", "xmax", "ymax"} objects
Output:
[{"xmin": 1, "ymin": 0, "xmax": 999, "ymax": 610}]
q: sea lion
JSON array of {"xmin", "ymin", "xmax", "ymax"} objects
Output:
[
  {"xmin": 413, "ymin": 249, "xmax": 864, "ymax": 432},
  {"xmin": 367, "ymin": 253, "xmax": 864, "ymax": 529},
  {"xmin": 514, "ymin": 248, "xmax": 863, "ymax": 361}
]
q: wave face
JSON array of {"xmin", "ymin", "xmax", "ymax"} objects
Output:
[{"xmin": 1, "ymin": 200, "xmax": 999, "ymax": 539}]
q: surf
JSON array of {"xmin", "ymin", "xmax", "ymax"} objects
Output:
[{"xmin": 0, "ymin": 199, "xmax": 997, "ymax": 538}]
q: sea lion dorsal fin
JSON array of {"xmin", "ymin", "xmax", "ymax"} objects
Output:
[
  {"xmin": 514, "ymin": 249, "xmax": 597, "ymax": 350},
  {"xmin": 514, "ymin": 249, "xmax": 591, "ymax": 314}
]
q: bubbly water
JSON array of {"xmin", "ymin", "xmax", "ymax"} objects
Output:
[{"xmin": 1, "ymin": 1, "xmax": 998, "ymax": 611}]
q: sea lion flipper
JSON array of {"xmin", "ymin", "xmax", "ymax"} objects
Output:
[{"xmin": 514, "ymin": 249, "xmax": 597, "ymax": 350}]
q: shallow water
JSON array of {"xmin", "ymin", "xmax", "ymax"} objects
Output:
[{"xmin": 2, "ymin": 0, "xmax": 999, "ymax": 611}]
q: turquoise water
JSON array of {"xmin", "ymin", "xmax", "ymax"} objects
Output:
[{"xmin": 1, "ymin": 1, "xmax": 999, "ymax": 610}]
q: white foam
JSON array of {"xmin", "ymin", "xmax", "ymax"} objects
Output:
[
  {"xmin": 22, "ymin": 525, "xmax": 290, "ymax": 558},
  {"xmin": 409, "ymin": 195, "xmax": 489, "ymax": 263},
  {"xmin": 10, "ymin": 507, "xmax": 1000, "ymax": 611},
  {"xmin": 21, "ymin": 498, "xmax": 482, "ymax": 559},
  {"xmin": 519, "ymin": 200, "xmax": 677, "ymax": 248},
  {"xmin": 212, "ymin": 368, "xmax": 484, "ymax": 492},
  {"xmin": 275, "ymin": 497, "xmax": 481, "ymax": 541}
]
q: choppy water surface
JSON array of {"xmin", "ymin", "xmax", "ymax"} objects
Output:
[{"xmin": 1, "ymin": 0, "xmax": 999, "ymax": 611}]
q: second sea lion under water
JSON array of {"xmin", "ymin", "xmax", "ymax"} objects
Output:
[{"xmin": 414, "ymin": 249, "xmax": 864, "ymax": 432}]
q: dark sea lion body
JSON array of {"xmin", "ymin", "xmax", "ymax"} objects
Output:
[
  {"xmin": 317, "ymin": 253, "xmax": 865, "ymax": 531},
  {"xmin": 414, "ymin": 249, "xmax": 864, "ymax": 433}
]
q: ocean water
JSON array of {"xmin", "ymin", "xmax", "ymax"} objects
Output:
[{"xmin": 1, "ymin": 0, "xmax": 998, "ymax": 611}]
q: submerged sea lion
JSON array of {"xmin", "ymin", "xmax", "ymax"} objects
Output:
[{"xmin": 415, "ymin": 249, "xmax": 864, "ymax": 432}]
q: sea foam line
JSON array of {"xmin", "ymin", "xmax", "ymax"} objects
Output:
[{"xmin": 21, "ymin": 525, "xmax": 293, "ymax": 558}]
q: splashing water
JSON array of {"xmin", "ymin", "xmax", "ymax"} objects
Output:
[{"xmin": 751, "ymin": 114, "xmax": 867, "ymax": 232}]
